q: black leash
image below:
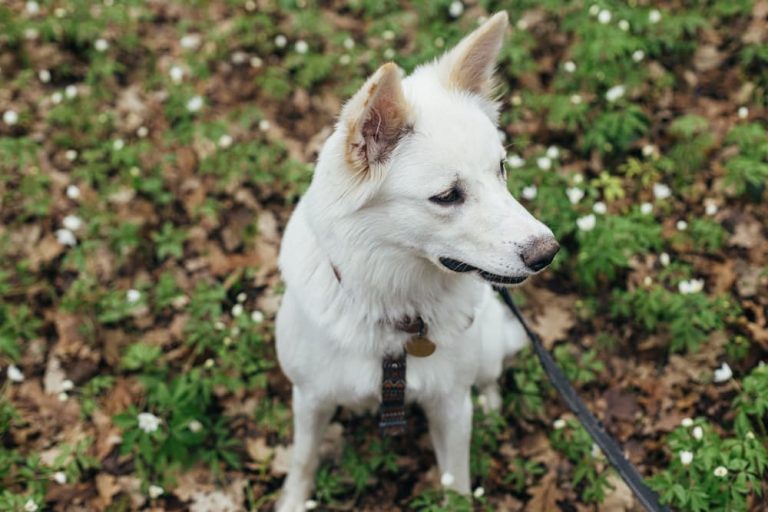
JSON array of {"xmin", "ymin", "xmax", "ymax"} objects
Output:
[{"xmin": 496, "ymin": 287, "xmax": 669, "ymax": 512}]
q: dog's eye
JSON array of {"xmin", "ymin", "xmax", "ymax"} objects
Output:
[{"xmin": 429, "ymin": 187, "xmax": 464, "ymax": 205}]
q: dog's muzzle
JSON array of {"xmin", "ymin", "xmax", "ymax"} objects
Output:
[{"xmin": 439, "ymin": 257, "xmax": 527, "ymax": 285}]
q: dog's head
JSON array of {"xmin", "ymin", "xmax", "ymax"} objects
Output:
[{"xmin": 316, "ymin": 12, "xmax": 558, "ymax": 285}]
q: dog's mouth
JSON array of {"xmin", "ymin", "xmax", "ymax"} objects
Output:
[{"xmin": 439, "ymin": 257, "xmax": 527, "ymax": 285}]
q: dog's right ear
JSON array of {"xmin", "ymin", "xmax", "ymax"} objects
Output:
[{"xmin": 341, "ymin": 63, "xmax": 411, "ymax": 176}]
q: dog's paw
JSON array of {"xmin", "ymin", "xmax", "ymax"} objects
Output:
[
  {"xmin": 275, "ymin": 494, "xmax": 310, "ymax": 512},
  {"xmin": 478, "ymin": 384, "xmax": 502, "ymax": 413}
]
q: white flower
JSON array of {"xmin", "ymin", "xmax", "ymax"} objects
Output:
[
  {"xmin": 218, "ymin": 134, "xmax": 233, "ymax": 148},
  {"xmin": 570, "ymin": 94, "xmax": 583, "ymax": 105},
  {"xmin": 563, "ymin": 60, "xmax": 576, "ymax": 73},
  {"xmin": 681, "ymin": 417, "xmax": 694, "ymax": 427},
  {"xmin": 506, "ymin": 154, "xmax": 525, "ymax": 168},
  {"xmin": 7, "ymin": 365, "xmax": 25, "ymax": 383},
  {"xmin": 26, "ymin": 1, "xmax": 40, "ymax": 15},
  {"xmin": 186, "ymin": 95, "xmax": 203, "ymax": 113},
  {"xmin": 138, "ymin": 412, "xmax": 161, "ymax": 433},
  {"xmin": 343, "ymin": 38, "xmax": 355, "ymax": 50},
  {"xmin": 659, "ymin": 252, "xmax": 670, "ymax": 267},
  {"xmin": 649, "ymin": 9, "xmax": 662, "ymax": 24},
  {"xmin": 126, "ymin": 289, "xmax": 141, "ymax": 303},
  {"xmin": 546, "ymin": 146, "xmax": 560, "ymax": 159},
  {"xmin": 704, "ymin": 200, "xmax": 718, "ymax": 216},
  {"xmin": 58, "ymin": 391, "xmax": 68, "ymax": 401},
  {"xmin": 598, "ymin": 9, "xmax": 612, "ymax": 24},
  {"xmin": 566, "ymin": 187, "xmax": 585, "ymax": 205},
  {"xmin": 521, "ymin": 185, "xmax": 538, "ymax": 200},
  {"xmin": 591, "ymin": 443, "xmax": 602, "ymax": 458},
  {"xmin": 304, "ymin": 500, "xmax": 318, "ymax": 510},
  {"xmin": 536, "ymin": 156, "xmax": 552, "ymax": 171},
  {"xmin": 589, "ymin": 4, "xmax": 600, "ymax": 16},
  {"xmin": 94, "ymin": 38, "xmax": 109, "ymax": 52},
  {"xmin": 65, "ymin": 149, "xmax": 78, "ymax": 162},
  {"xmin": 231, "ymin": 51, "xmax": 248, "ymax": 65},
  {"xmin": 54, "ymin": 7, "xmax": 66, "ymax": 17},
  {"xmin": 676, "ymin": 220, "xmax": 688, "ymax": 231},
  {"xmin": 384, "ymin": 48, "xmax": 395, "ymax": 60},
  {"xmin": 738, "ymin": 106, "xmax": 748, "ymax": 119},
  {"xmin": 38, "ymin": 69, "xmax": 51, "ymax": 83},
  {"xmin": 714, "ymin": 466, "xmax": 728, "ymax": 478},
  {"xmin": 24, "ymin": 28, "xmax": 39, "ymax": 41},
  {"xmin": 149, "ymin": 484, "xmax": 164, "ymax": 498},
  {"xmin": 52, "ymin": 91, "xmax": 63, "ymax": 104},
  {"xmin": 643, "ymin": 276, "xmax": 653, "ymax": 286},
  {"xmin": 577, "ymin": 214, "xmax": 597, "ymax": 232},
  {"xmin": 653, "ymin": 183, "xmax": 671, "ymax": 200},
  {"xmin": 204, "ymin": 358, "xmax": 215, "ymax": 369},
  {"xmin": 236, "ymin": 292, "xmax": 247, "ymax": 303},
  {"xmin": 188, "ymin": 420, "xmax": 203, "ymax": 433},
  {"xmin": 642, "ymin": 145, "xmax": 656, "ymax": 157},
  {"xmin": 553, "ymin": 418, "xmax": 566, "ymax": 430},
  {"xmin": 679, "ymin": 450, "xmax": 694, "ymax": 465},
  {"xmin": 62, "ymin": 215, "xmax": 82, "ymax": 231},
  {"xmin": 112, "ymin": 139, "xmax": 124, "ymax": 151},
  {"xmin": 746, "ymin": 432, "xmax": 755, "ymax": 440},
  {"xmin": 618, "ymin": 20, "xmax": 630, "ymax": 31},
  {"xmin": 678, "ymin": 279, "xmax": 704, "ymax": 294},
  {"xmin": 440, "ymin": 472, "xmax": 455, "ymax": 487},
  {"xmin": 245, "ymin": 0, "xmax": 256, "ymax": 11},
  {"xmin": 448, "ymin": 1, "xmax": 464, "ymax": 18},
  {"xmin": 692, "ymin": 426, "xmax": 703, "ymax": 440},
  {"xmin": 61, "ymin": 379, "xmax": 74, "ymax": 391},
  {"xmin": 250, "ymin": 56, "xmax": 263, "ymax": 68},
  {"xmin": 169, "ymin": 65, "xmax": 184, "ymax": 83},
  {"xmin": 65, "ymin": 85, "xmax": 78, "ymax": 98},
  {"xmin": 258, "ymin": 119, "xmax": 270, "ymax": 132},
  {"xmin": 24, "ymin": 499, "xmax": 38, "ymax": 512},
  {"xmin": 575, "ymin": 174, "xmax": 584, "ymax": 184},
  {"xmin": 473, "ymin": 486, "xmax": 485, "ymax": 498},
  {"xmin": 3, "ymin": 110, "xmax": 19, "ymax": 126},
  {"xmin": 339, "ymin": 54, "xmax": 351, "ymax": 65},
  {"xmin": 640, "ymin": 202, "xmax": 653, "ymax": 215},
  {"xmin": 295, "ymin": 40, "xmax": 309, "ymax": 54},
  {"xmin": 605, "ymin": 84, "xmax": 625, "ymax": 102},
  {"xmin": 713, "ymin": 362, "xmax": 733, "ymax": 383},
  {"xmin": 180, "ymin": 34, "xmax": 201, "ymax": 50},
  {"xmin": 214, "ymin": 321, "xmax": 226, "ymax": 331},
  {"xmin": 274, "ymin": 34, "xmax": 287, "ymax": 48},
  {"xmin": 382, "ymin": 30, "xmax": 395, "ymax": 41},
  {"xmin": 55, "ymin": 229, "xmax": 77, "ymax": 247},
  {"xmin": 53, "ymin": 471, "xmax": 67, "ymax": 484},
  {"xmin": 231, "ymin": 304, "xmax": 244, "ymax": 317},
  {"xmin": 137, "ymin": 126, "xmax": 148, "ymax": 138},
  {"xmin": 510, "ymin": 94, "xmax": 522, "ymax": 106},
  {"xmin": 632, "ymin": 50, "xmax": 645, "ymax": 62},
  {"xmin": 593, "ymin": 201, "xmax": 607, "ymax": 215}
]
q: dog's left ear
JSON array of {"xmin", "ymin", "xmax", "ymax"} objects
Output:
[
  {"xmin": 341, "ymin": 62, "xmax": 411, "ymax": 176},
  {"xmin": 437, "ymin": 11, "xmax": 508, "ymax": 98}
]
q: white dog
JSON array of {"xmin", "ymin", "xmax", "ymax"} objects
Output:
[{"xmin": 275, "ymin": 12, "xmax": 558, "ymax": 511}]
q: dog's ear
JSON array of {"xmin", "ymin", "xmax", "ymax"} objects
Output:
[
  {"xmin": 341, "ymin": 62, "xmax": 411, "ymax": 175},
  {"xmin": 437, "ymin": 11, "xmax": 508, "ymax": 98}
]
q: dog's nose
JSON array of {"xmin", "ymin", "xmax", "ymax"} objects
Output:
[{"xmin": 521, "ymin": 236, "xmax": 560, "ymax": 272}]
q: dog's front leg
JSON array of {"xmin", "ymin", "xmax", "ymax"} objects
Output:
[
  {"xmin": 277, "ymin": 386, "xmax": 334, "ymax": 512},
  {"xmin": 424, "ymin": 389, "xmax": 473, "ymax": 494}
]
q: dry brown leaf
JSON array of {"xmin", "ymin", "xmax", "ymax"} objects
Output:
[
  {"xmin": 270, "ymin": 444, "xmax": 293, "ymax": 476},
  {"xmin": 525, "ymin": 470, "xmax": 562, "ymax": 511}
]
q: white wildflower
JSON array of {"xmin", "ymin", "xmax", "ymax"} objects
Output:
[
  {"xmin": 440, "ymin": 472, "xmax": 455, "ymax": 487},
  {"xmin": 653, "ymin": 183, "xmax": 671, "ymax": 200},
  {"xmin": 448, "ymin": 1, "xmax": 464, "ymax": 18},
  {"xmin": 605, "ymin": 84, "xmax": 625, "ymax": 102},
  {"xmin": 186, "ymin": 95, "xmax": 203, "ymax": 113},
  {"xmin": 58, "ymin": 391, "xmax": 68, "ymax": 401},
  {"xmin": 214, "ymin": 321, "xmax": 226, "ymax": 331},
  {"xmin": 642, "ymin": 144, "xmax": 656, "ymax": 157},
  {"xmin": 24, "ymin": 28, "xmax": 39, "ymax": 41},
  {"xmin": 536, "ymin": 156, "xmax": 552, "ymax": 171},
  {"xmin": 521, "ymin": 185, "xmax": 538, "ymax": 200},
  {"xmin": 8, "ymin": 365, "xmax": 25, "ymax": 383},
  {"xmin": 570, "ymin": 94, "xmax": 583, "ymax": 105},
  {"xmin": 506, "ymin": 154, "xmax": 525, "ymax": 168},
  {"xmin": 304, "ymin": 500, "xmax": 318, "ymax": 510},
  {"xmin": 714, "ymin": 466, "xmax": 728, "ymax": 478},
  {"xmin": 510, "ymin": 94, "xmax": 522, "ymax": 106},
  {"xmin": 218, "ymin": 134, "xmax": 233, "ymax": 148},
  {"xmin": 577, "ymin": 214, "xmax": 597, "ymax": 232},
  {"xmin": 681, "ymin": 417, "xmax": 694, "ymax": 427},
  {"xmin": 563, "ymin": 60, "xmax": 576, "ymax": 73},
  {"xmin": 112, "ymin": 139, "xmax": 124, "ymax": 151},
  {"xmin": 704, "ymin": 200, "xmax": 718, "ymax": 216},
  {"xmin": 295, "ymin": 40, "xmax": 309, "ymax": 54},
  {"xmin": 62, "ymin": 214, "xmax": 83, "ymax": 231},
  {"xmin": 169, "ymin": 65, "xmax": 184, "ymax": 83},
  {"xmin": 54, "ymin": 7, "xmax": 66, "ymax": 17},
  {"xmin": 343, "ymin": 38, "xmax": 355, "ymax": 50},
  {"xmin": 65, "ymin": 149, "xmax": 78, "ymax": 161},
  {"xmin": 746, "ymin": 432, "xmax": 755, "ymax": 440},
  {"xmin": 649, "ymin": 9, "xmax": 661, "ymax": 24},
  {"xmin": 53, "ymin": 471, "xmax": 67, "ymax": 484},
  {"xmin": 738, "ymin": 106, "xmax": 748, "ymax": 119},
  {"xmin": 632, "ymin": 50, "xmax": 645, "ymax": 62},
  {"xmin": 137, "ymin": 126, "xmax": 148, "ymax": 138},
  {"xmin": 250, "ymin": 56, "xmax": 263, "ymax": 68},
  {"xmin": 274, "ymin": 34, "xmax": 287, "ymax": 48},
  {"xmin": 55, "ymin": 229, "xmax": 77, "ymax": 247},
  {"xmin": 3, "ymin": 110, "xmax": 19, "ymax": 126},
  {"xmin": 61, "ymin": 379, "xmax": 74, "ymax": 391},
  {"xmin": 598, "ymin": 9, "xmax": 612, "ymax": 24},
  {"xmin": 659, "ymin": 252, "xmax": 670, "ymax": 267},
  {"xmin": 713, "ymin": 362, "xmax": 733, "ymax": 383},
  {"xmin": 676, "ymin": 220, "xmax": 688, "ymax": 231},
  {"xmin": 382, "ymin": 30, "xmax": 395, "ymax": 41},
  {"xmin": 126, "ymin": 289, "xmax": 141, "ymax": 303},
  {"xmin": 553, "ymin": 418, "xmax": 566, "ymax": 430},
  {"xmin": 473, "ymin": 486, "xmax": 485, "ymax": 498},
  {"xmin": 593, "ymin": 201, "xmax": 607, "ymax": 214},
  {"xmin": 643, "ymin": 276, "xmax": 653, "ymax": 286},
  {"xmin": 546, "ymin": 146, "xmax": 560, "ymax": 159},
  {"xmin": 566, "ymin": 187, "xmax": 585, "ymax": 205},
  {"xmin": 65, "ymin": 85, "xmax": 78, "ymax": 98},
  {"xmin": 232, "ymin": 304, "xmax": 244, "ymax": 317},
  {"xmin": 94, "ymin": 38, "xmax": 109, "ymax": 52},
  {"xmin": 640, "ymin": 202, "xmax": 653, "ymax": 215},
  {"xmin": 137, "ymin": 412, "xmax": 161, "ymax": 433},
  {"xmin": 230, "ymin": 51, "xmax": 248, "ymax": 65},
  {"xmin": 24, "ymin": 499, "xmax": 38, "ymax": 512},
  {"xmin": 339, "ymin": 54, "xmax": 351, "ymax": 65},
  {"xmin": 678, "ymin": 279, "xmax": 704, "ymax": 294},
  {"xmin": 245, "ymin": 0, "xmax": 256, "ymax": 11},
  {"xmin": 52, "ymin": 91, "xmax": 63, "ymax": 104},
  {"xmin": 692, "ymin": 426, "xmax": 703, "ymax": 440},
  {"xmin": 679, "ymin": 450, "xmax": 693, "ymax": 465},
  {"xmin": 148, "ymin": 484, "xmax": 164, "ymax": 498},
  {"xmin": 26, "ymin": 1, "xmax": 40, "ymax": 15},
  {"xmin": 589, "ymin": 4, "xmax": 600, "ymax": 16},
  {"xmin": 180, "ymin": 34, "xmax": 201, "ymax": 50},
  {"xmin": 204, "ymin": 358, "xmax": 215, "ymax": 369},
  {"xmin": 188, "ymin": 420, "xmax": 203, "ymax": 433},
  {"xmin": 384, "ymin": 48, "xmax": 395, "ymax": 60},
  {"xmin": 618, "ymin": 20, "xmax": 630, "ymax": 31},
  {"xmin": 236, "ymin": 292, "xmax": 247, "ymax": 303},
  {"xmin": 258, "ymin": 119, "xmax": 270, "ymax": 132},
  {"xmin": 38, "ymin": 69, "xmax": 51, "ymax": 83}
]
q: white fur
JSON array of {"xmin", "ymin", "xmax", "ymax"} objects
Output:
[{"xmin": 275, "ymin": 13, "xmax": 555, "ymax": 511}]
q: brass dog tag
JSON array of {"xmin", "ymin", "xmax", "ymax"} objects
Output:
[{"xmin": 406, "ymin": 336, "xmax": 436, "ymax": 357}]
